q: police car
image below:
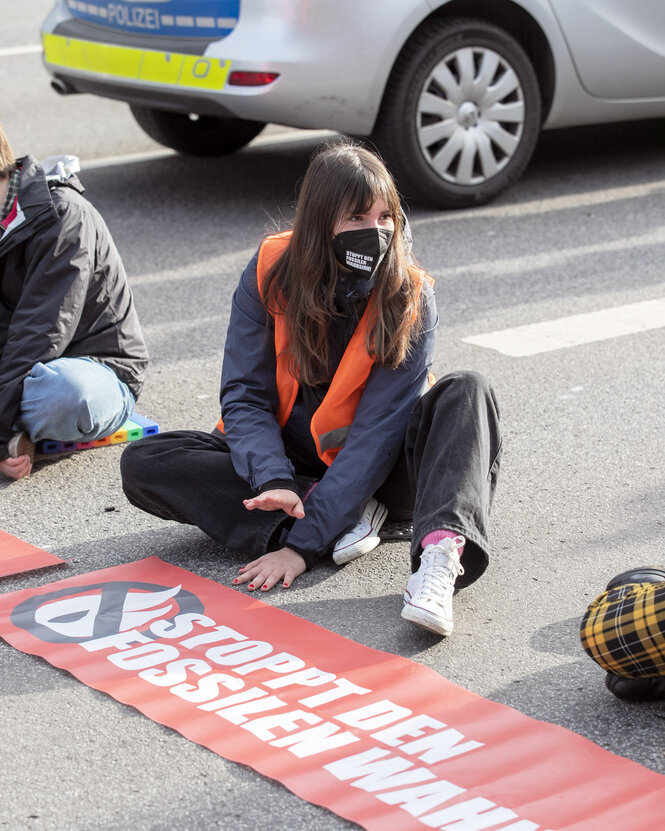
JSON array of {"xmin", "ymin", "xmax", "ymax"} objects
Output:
[{"xmin": 41, "ymin": 1, "xmax": 665, "ymax": 208}]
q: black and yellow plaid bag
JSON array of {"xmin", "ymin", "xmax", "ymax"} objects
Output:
[{"xmin": 580, "ymin": 582, "xmax": 665, "ymax": 678}]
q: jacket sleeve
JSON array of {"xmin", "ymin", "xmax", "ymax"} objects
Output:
[
  {"xmin": 285, "ymin": 283, "xmax": 438, "ymax": 565},
  {"xmin": 0, "ymin": 196, "xmax": 95, "ymax": 449},
  {"xmin": 219, "ymin": 252, "xmax": 297, "ymax": 491}
]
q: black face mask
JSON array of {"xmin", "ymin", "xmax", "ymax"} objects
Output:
[{"xmin": 332, "ymin": 227, "xmax": 394, "ymax": 282}]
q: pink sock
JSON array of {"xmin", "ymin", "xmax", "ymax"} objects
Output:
[{"xmin": 421, "ymin": 530, "xmax": 465, "ymax": 557}]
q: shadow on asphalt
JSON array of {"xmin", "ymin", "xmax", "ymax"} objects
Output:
[{"xmin": 486, "ymin": 614, "xmax": 665, "ymax": 771}]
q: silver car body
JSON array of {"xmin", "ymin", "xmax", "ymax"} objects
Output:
[
  {"xmin": 41, "ymin": 0, "xmax": 665, "ymax": 131},
  {"xmin": 40, "ymin": 1, "xmax": 665, "ymax": 207}
]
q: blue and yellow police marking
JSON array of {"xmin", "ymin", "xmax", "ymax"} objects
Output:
[{"xmin": 42, "ymin": 33, "xmax": 230, "ymax": 91}]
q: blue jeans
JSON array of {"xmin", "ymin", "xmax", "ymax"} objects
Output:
[{"xmin": 16, "ymin": 357, "xmax": 135, "ymax": 443}]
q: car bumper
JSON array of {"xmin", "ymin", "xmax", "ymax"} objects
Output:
[{"xmin": 40, "ymin": 0, "xmax": 427, "ymax": 134}]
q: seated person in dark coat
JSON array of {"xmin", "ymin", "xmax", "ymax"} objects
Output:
[{"xmin": 0, "ymin": 120, "xmax": 148, "ymax": 480}]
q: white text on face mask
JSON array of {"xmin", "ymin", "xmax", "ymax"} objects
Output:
[{"xmin": 345, "ymin": 252, "xmax": 373, "ymax": 272}]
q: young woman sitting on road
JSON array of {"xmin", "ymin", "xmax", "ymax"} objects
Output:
[{"xmin": 120, "ymin": 140, "xmax": 501, "ymax": 638}]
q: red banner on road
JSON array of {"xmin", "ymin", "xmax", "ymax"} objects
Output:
[
  {"xmin": 0, "ymin": 530, "xmax": 64, "ymax": 578},
  {"xmin": 0, "ymin": 557, "xmax": 662, "ymax": 830}
]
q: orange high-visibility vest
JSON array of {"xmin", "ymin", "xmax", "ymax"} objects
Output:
[{"xmin": 217, "ymin": 230, "xmax": 432, "ymax": 466}]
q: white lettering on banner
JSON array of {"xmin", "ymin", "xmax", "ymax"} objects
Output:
[
  {"xmin": 402, "ymin": 729, "xmax": 484, "ymax": 764},
  {"xmin": 326, "ymin": 756, "xmax": 542, "ymax": 830},
  {"xmin": 206, "ymin": 639, "xmax": 273, "ymax": 665},
  {"xmin": 81, "ymin": 629, "xmax": 152, "ymax": 652},
  {"xmin": 149, "ymin": 613, "xmax": 216, "ymax": 639},
  {"xmin": 264, "ymin": 667, "xmax": 336, "ymax": 689},
  {"xmin": 270, "ymin": 723, "xmax": 360, "ymax": 758},
  {"xmin": 198, "ymin": 687, "xmax": 271, "ymax": 714},
  {"xmin": 336, "ymin": 699, "xmax": 412, "ymax": 731},
  {"xmin": 107, "ymin": 642, "xmax": 180, "ymax": 670},
  {"xmin": 233, "ymin": 652, "xmax": 305, "ymax": 676},
  {"xmin": 241, "ymin": 709, "xmax": 322, "ymax": 741},
  {"xmin": 299, "ymin": 678, "xmax": 371, "ymax": 707},
  {"xmin": 82, "ymin": 594, "xmax": 555, "ymax": 831},
  {"xmin": 179, "ymin": 624, "xmax": 246, "ymax": 649},
  {"xmin": 139, "ymin": 657, "xmax": 211, "ymax": 687},
  {"xmin": 373, "ymin": 714, "xmax": 446, "ymax": 746},
  {"xmin": 324, "ymin": 748, "xmax": 436, "ymax": 792},
  {"xmin": 211, "ymin": 692, "xmax": 288, "ymax": 725},
  {"xmin": 376, "ymin": 778, "xmax": 467, "ymax": 816},
  {"xmin": 171, "ymin": 672, "xmax": 245, "ymax": 703},
  {"xmin": 372, "ymin": 715, "xmax": 484, "ymax": 762}
]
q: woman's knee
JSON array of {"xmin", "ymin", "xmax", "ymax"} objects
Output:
[
  {"xmin": 120, "ymin": 437, "xmax": 161, "ymax": 486},
  {"xmin": 423, "ymin": 371, "xmax": 497, "ymax": 415},
  {"xmin": 437, "ymin": 370, "xmax": 492, "ymax": 398},
  {"xmin": 121, "ymin": 432, "xmax": 203, "ymax": 488}
]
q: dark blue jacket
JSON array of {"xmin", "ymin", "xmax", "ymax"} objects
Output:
[{"xmin": 219, "ymin": 249, "xmax": 437, "ymax": 566}]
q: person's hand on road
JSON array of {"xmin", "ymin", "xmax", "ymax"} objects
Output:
[
  {"xmin": 232, "ymin": 547, "xmax": 307, "ymax": 591},
  {"xmin": 0, "ymin": 455, "xmax": 32, "ymax": 480}
]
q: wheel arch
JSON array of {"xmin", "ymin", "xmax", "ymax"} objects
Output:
[{"xmin": 375, "ymin": 0, "xmax": 555, "ymax": 132}]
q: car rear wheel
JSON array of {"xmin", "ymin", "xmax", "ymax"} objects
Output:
[
  {"xmin": 130, "ymin": 106, "xmax": 266, "ymax": 156},
  {"xmin": 372, "ymin": 17, "xmax": 542, "ymax": 208}
]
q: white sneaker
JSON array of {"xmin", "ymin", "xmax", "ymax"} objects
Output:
[
  {"xmin": 332, "ymin": 497, "xmax": 388, "ymax": 565},
  {"xmin": 401, "ymin": 538, "xmax": 465, "ymax": 636}
]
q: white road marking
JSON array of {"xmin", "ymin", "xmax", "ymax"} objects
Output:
[
  {"xmin": 252, "ymin": 128, "xmax": 336, "ymax": 147},
  {"xmin": 81, "ymin": 149, "xmax": 176, "ymax": 170},
  {"xmin": 410, "ymin": 179, "xmax": 665, "ymax": 226},
  {"xmin": 463, "ymin": 298, "xmax": 665, "ymax": 357},
  {"xmin": 0, "ymin": 44, "xmax": 42, "ymax": 58},
  {"xmin": 80, "ymin": 129, "xmax": 336, "ymax": 170},
  {"xmin": 430, "ymin": 226, "xmax": 665, "ymax": 280}
]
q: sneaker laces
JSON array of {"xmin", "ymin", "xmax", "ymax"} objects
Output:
[{"xmin": 418, "ymin": 545, "xmax": 464, "ymax": 603}]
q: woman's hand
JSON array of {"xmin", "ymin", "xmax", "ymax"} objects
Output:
[
  {"xmin": 243, "ymin": 488, "xmax": 305, "ymax": 518},
  {"xmin": 233, "ymin": 547, "xmax": 307, "ymax": 591},
  {"xmin": 0, "ymin": 455, "xmax": 32, "ymax": 480}
]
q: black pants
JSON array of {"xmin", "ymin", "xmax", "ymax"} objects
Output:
[{"xmin": 121, "ymin": 371, "xmax": 501, "ymax": 589}]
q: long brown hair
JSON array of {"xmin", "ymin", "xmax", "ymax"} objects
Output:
[
  {"xmin": 262, "ymin": 139, "xmax": 423, "ymax": 386},
  {"xmin": 0, "ymin": 120, "xmax": 16, "ymax": 180}
]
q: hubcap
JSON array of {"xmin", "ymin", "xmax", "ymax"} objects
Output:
[
  {"xmin": 457, "ymin": 101, "xmax": 479, "ymax": 128},
  {"xmin": 416, "ymin": 45, "xmax": 526, "ymax": 187}
]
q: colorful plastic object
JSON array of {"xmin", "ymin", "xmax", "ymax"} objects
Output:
[{"xmin": 37, "ymin": 413, "xmax": 160, "ymax": 454}]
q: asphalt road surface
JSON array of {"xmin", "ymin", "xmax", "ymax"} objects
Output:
[{"xmin": 2, "ymin": 5, "xmax": 665, "ymax": 830}]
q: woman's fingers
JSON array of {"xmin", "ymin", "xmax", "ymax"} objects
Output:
[
  {"xmin": 0, "ymin": 456, "xmax": 32, "ymax": 480},
  {"xmin": 234, "ymin": 562, "xmax": 279, "ymax": 591},
  {"xmin": 288, "ymin": 497, "xmax": 305, "ymax": 518},
  {"xmin": 232, "ymin": 549, "xmax": 306, "ymax": 592},
  {"xmin": 243, "ymin": 489, "xmax": 305, "ymax": 517}
]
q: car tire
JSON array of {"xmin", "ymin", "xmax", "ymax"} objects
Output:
[
  {"xmin": 130, "ymin": 106, "xmax": 266, "ymax": 156},
  {"xmin": 372, "ymin": 17, "xmax": 542, "ymax": 209}
]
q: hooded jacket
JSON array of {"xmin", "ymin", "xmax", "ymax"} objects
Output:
[{"xmin": 0, "ymin": 154, "xmax": 148, "ymax": 453}]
